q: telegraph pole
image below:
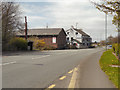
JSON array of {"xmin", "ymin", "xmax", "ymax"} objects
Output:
[
  {"xmin": 105, "ymin": 12, "xmax": 108, "ymax": 51},
  {"xmin": 25, "ymin": 16, "xmax": 28, "ymax": 40}
]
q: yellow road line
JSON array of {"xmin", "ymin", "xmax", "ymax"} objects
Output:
[
  {"xmin": 68, "ymin": 70, "xmax": 73, "ymax": 74},
  {"xmin": 59, "ymin": 76, "xmax": 66, "ymax": 80},
  {"xmin": 68, "ymin": 67, "xmax": 78, "ymax": 88},
  {"xmin": 48, "ymin": 84, "xmax": 55, "ymax": 88}
]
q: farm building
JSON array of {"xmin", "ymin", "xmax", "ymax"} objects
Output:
[{"xmin": 16, "ymin": 28, "xmax": 67, "ymax": 49}]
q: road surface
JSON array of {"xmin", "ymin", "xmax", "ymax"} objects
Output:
[{"xmin": 2, "ymin": 48, "xmax": 115, "ymax": 88}]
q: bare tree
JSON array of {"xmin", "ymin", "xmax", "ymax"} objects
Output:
[{"xmin": 1, "ymin": 2, "xmax": 24, "ymax": 50}]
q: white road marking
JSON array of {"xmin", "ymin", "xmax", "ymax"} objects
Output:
[
  {"xmin": 1, "ymin": 61, "xmax": 17, "ymax": 66},
  {"xmin": 32, "ymin": 55, "xmax": 50, "ymax": 59}
]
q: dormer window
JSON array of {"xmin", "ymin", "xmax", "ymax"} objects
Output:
[
  {"xmin": 76, "ymin": 32, "xmax": 78, "ymax": 35},
  {"xmin": 67, "ymin": 32, "xmax": 69, "ymax": 35}
]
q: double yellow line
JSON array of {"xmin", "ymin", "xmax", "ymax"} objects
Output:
[
  {"xmin": 68, "ymin": 67, "xmax": 78, "ymax": 88},
  {"xmin": 46, "ymin": 66, "xmax": 78, "ymax": 89}
]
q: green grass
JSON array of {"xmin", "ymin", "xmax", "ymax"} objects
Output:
[{"xmin": 99, "ymin": 49, "xmax": 120, "ymax": 88}]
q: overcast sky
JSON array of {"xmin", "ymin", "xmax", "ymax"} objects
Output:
[{"xmin": 19, "ymin": 0, "xmax": 117, "ymax": 42}]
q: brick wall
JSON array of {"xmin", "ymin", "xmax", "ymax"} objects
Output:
[{"xmin": 38, "ymin": 36, "xmax": 58, "ymax": 48}]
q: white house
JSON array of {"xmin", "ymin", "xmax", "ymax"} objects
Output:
[{"xmin": 66, "ymin": 26, "xmax": 92, "ymax": 48}]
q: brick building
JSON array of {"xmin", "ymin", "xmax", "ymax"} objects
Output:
[{"xmin": 16, "ymin": 28, "xmax": 67, "ymax": 49}]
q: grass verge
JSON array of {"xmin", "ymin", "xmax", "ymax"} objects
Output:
[{"xmin": 99, "ymin": 49, "xmax": 120, "ymax": 88}]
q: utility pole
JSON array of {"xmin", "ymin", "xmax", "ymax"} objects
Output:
[
  {"xmin": 25, "ymin": 16, "xmax": 28, "ymax": 40},
  {"xmin": 105, "ymin": 12, "xmax": 108, "ymax": 51}
]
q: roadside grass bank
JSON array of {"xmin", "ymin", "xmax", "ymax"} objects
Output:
[{"xmin": 99, "ymin": 49, "xmax": 120, "ymax": 88}]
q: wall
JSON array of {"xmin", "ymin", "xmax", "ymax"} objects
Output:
[
  {"xmin": 38, "ymin": 36, "xmax": 58, "ymax": 48},
  {"xmin": 57, "ymin": 30, "xmax": 67, "ymax": 49}
]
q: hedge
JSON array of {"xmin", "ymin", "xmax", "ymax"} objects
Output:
[
  {"xmin": 9, "ymin": 38, "xmax": 27, "ymax": 51},
  {"xmin": 112, "ymin": 43, "xmax": 120, "ymax": 56}
]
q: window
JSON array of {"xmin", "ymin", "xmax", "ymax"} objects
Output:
[
  {"xmin": 52, "ymin": 37, "xmax": 56, "ymax": 43},
  {"xmin": 67, "ymin": 37, "xmax": 69, "ymax": 40},
  {"xmin": 67, "ymin": 32, "xmax": 69, "ymax": 35},
  {"xmin": 76, "ymin": 32, "xmax": 78, "ymax": 35},
  {"xmin": 71, "ymin": 37, "xmax": 73, "ymax": 41},
  {"xmin": 83, "ymin": 38, "xmax": 84, "ymax": 41}
]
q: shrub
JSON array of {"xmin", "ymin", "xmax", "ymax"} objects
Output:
[
  {"xmin": 9, "ymin": 38, "xmax": 27, "ymax": 50},
  {"xmin": 36, "ymin": 40, "xmax": 45, "ymax": 50},
  {"xmin": 43, "ymin": 45, "xmax": 56, "ymax": 50},
  {"xmin": 28, "ymin": 37, "xmax": 56, "ymax": 50},
  {"xmin": 112, "ymin": 43, "xmax": 120, "ymax": 56}
]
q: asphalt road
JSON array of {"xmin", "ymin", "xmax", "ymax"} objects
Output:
[
  {"xmin": 76, "ymin": 49, "xmax": 115, "ymax": 88},
  {"xmin": 2, "ymin": 48, "xmax": 114, "ymax": 88}
]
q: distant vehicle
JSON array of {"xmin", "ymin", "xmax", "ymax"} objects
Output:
[
  {"xmin": 89, "ymin": 46, "xmax": 95, "ymax": 48},
  {"xmin": 107, "ymin": 45, "xmax": 112, "ymax": 49},
  {"xmin": 109, "ymin": 45, "xmax": 112, "ymax": 47}
]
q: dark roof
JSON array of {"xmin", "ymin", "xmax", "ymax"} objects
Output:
[
  {"xmin": 74, "ymin": 29, "xmax": 90, "ymax": 37},
  {"xmin": 66, "ymin": 28, "xmax": 90, "ymax": 37},
  {"xmin": 16, "ymin": 28, "xmax": 66, "ymax": 36}
]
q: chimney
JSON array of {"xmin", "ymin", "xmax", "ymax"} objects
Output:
[
  {"xmin": 71, "ymin": 25, "xmax": 74, "ymax": 29},
  {"xmin": 46, "ymin": 23, "xmax": 48, "ymax": 28}
]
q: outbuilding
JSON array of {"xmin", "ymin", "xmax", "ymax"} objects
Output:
[{"xmin": 16, "ymin": 28, "xmax": 67, "ymax": 49}]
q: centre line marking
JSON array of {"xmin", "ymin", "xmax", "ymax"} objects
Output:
[
  {"xmin": 32, "ymin": 55, "xmax": 50, "ymax": 59},
  {"xmin": 48, "ymin": 84, "xmax": 55, "ymax": 88},
  {"xmin": 59, "ymin": 76, "xmax": 66, "ymax": 80},
  {"xmin": 68, "ymin": 70, "xmax": 73, "ymax": 74},
  {"xmin": 1, "ymin": 61, "xmax": 17, "ymax": 66}
]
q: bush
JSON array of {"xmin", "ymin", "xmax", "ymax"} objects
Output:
[
  {"xmin": 43, "ymin": 45, "xmax": 56, "ymax": 50},
  {"xmin": 36, "ymin": 40, "xmax": 45, "ymax": 50},
  {"xmin": 112, "ymin": 43, "xmax": 120, "ymax": 56},
  {"xmin": 28, "ymin": 37, "xmax": 56, "ymax": 50},
  {"xmin": 9, "ymin": 38, "xmax": 27, "ymax": 51}
]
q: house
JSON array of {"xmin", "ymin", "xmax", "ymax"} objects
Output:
[
  {"xmin": 66, "ymin": 26, "xmax": 92, "ymax": 48},
  {"xmin": 16, "ymin": 28, "xmax": 67, "ymax": 49}
]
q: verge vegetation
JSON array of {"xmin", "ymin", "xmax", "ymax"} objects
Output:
[
  {"xmin": 99, "ymin": 49, "xmax": 120, "ymax": 88},
  {"xmin": 9, "ymin": 37, "xmax": 27, "ymax": 51},
  {"xmin": 28, "ymin": 37, "xmax": 56, "ymax": 50}
]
